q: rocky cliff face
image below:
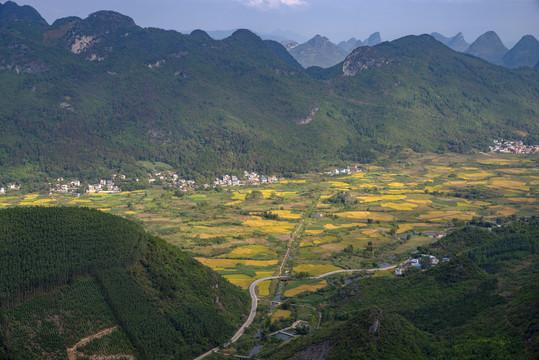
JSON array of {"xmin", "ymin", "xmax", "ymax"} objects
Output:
[
  {"xmin": 342, "ymin": 46, "xmax": 391, "ymax": 76},
  {"xmin": 61, "ymin": 11, "xmax": 138, "ymax": 60}
]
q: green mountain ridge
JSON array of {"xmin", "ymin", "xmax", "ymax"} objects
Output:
[
  {"xmin": 0, "ymin": 207, "xmax": 249, "ymax": 359},
  {"xmin": 0, "ymin": 2, "xmax": 538, "ymax": 188}
]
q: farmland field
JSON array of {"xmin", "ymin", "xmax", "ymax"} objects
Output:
[{"xmin": 1, "ymin": 152, "xmax": 537, "ymax": 298}]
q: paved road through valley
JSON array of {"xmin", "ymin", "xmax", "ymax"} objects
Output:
[{"xmin": 193, "ymin": 265, "xmax": 396, "ymax": 359}]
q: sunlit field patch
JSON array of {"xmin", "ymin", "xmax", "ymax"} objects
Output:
[
  {"xmin": 406, "ymin": 199, "xmax": 432, "ymax": 204},
  {"xmin": 487, "ymin": 179, "xmax": 530, "ymax": 191},
  {"xmin": 271, "ymin": 309, "xmax": 292, "ymax": 323},
  {"xmin": 223, "ymin": 274, "xmax": 252, "ymax": 289},
  {"xmin": 305, "ymin": 229, "xmax": 325, "ymax": 235},
  {"xmin": 381, "ymin": 202, "xmax": 418, "ymax": 211},
  {"xmin": 419, "ymin": 211, "xmax": 475, "ymax": 221},
  {"xmin": 457, "ymin": 171, "xmax": 493, "ymax": 180},
  {"xmin": 223, "ymin": 271, "xmax": 274, "ymax": 289},
  {"xmin": 357, "ymin": 195, "xmax": 407, "ymax": 203},
  {"xmin": 98, "ymin": 208, "xmax": 111, "ymax": 212},
  {"xmin": 293, "ymin": 264, "xmax": 341, "ymax": 276},
  {"xmin": 279, "ymin": 180, "xmax": 306, "ymax": 184},
  {"xmin": 21, "ymin": 199, "xmax": 56, "ymax": 206},
  {"xmin": 489, "ymin": 206, "xmax": 518, "ymax": 217},
  {"xmin": 323, "ymin": 223, "xmax": 364, "ymax": 230},
  {"xmin": 387, "ymin": 182, "xmax": 405, "ymax": 188},
  {"xmin": 195, "ymin": 258, "xmax": 278, "ymax": 268},
  {"xmin": 284, "ymin": 280, "xmax": 327, "ymax": 297},
  {"xmin": 336, "ymin": 211, "xmax": 395, "ymax": 221},
  {"xmin": 497, "ymin": 168, "xmax": 529, "ymax": 174},
  {"xmin": 124, "ymin": 211, "xmax": 137, "ymax": 214},
  {"xmin": 396, "ymin": 223, "xmax": 430, "ymax": 234},
  {"xmin": 243, "ymin": 216, "xmax": 296, "ymax": 234},
  {"xmin": 68, "ymin": 199, "xmax": 92, "ymax": 204},
  {"xmin": 257, "ymin": 280, "xmax": 271, "ymax": 296},
  {"xmin": 477, "ymin": 159, "xmax": 519, "ymax": 165},
  {"xmin": 222, "ymin": 245, "xmax": 277, "ymax": 258},
  {"xmin": 507, "ymin": 197, "xmax": 536, "ymax": 203},
  {"xmin": 270, "ymin": 210, "xmax": 302, "ymax": 219},
  {"xmin": 323, "ymin": 181, "xmax": 350, "ymax": 188}
]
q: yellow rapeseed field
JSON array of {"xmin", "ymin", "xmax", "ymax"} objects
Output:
[
  {"xmin": 305, "ymin": 229, "xmax": 325, "ymax": 235},
  {"xmin": 507, "ymin": 197, "xmax": 536, "ymax": 203},
  {"xmin": 223, "ymin": 274, "xmax": 252, "ymax": 289},
  {"xmin": 336, "ymin": 211, "xmax": 395, "ymax": 221},
  {"xmin": 270, "ymin": 210, "xmax": 302, "ymax": 219},
  {"xmin": 243, "ymin": 216, "xmax": 295, "ymax": 234},
  {"xmin": 381, "ymin": 202, "xmax": 418, "ymax": 211},
  {"xmin": 223, "ymin": 245, "xmax": 277, "ymax": 258},
  {"xmin": 323, "ymin": 223, "xmax": 363, "ymax": 230},
  {"xmin": 487, "ymin": 179, "xmax": 529, "ymax": 191},
  {"xmin": 419, "ymin": 211, "xmax": 475, "ymax": 221},
  {"xmin": 257, "ymin": 280, "xmax": 272, "ymax": 296},
  {"xmin": 357, "ymin": 195, "xmax": 407, "ymax": 203},
  {"xmin": 293, "ymin": 264, "xmax": 341, "ymax": 276},
  {"xmin": 284, "ymin": 280, "xmax": 327, "ymax": 297}
]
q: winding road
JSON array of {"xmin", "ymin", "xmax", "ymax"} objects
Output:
[{"xmin": 193, "ymin": 265, "xmax": 396, "ymax": 360}]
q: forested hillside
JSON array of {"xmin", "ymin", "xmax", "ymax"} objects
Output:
[
  {"xmin": 0, "ymin": 2, "xmax": 538, "ymax": 187},
  {"xmin": 264, "ymin": 220, "xmax": 539, "ymax": 359},
  {"xmin": 0, "ymin": 207, "xmax": 249, "ymax": 359}
]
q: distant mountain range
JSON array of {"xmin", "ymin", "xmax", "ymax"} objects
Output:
[
  {"xmin": 286, "ymin": 34, "xmax": 350, "ymax": 68},
  {"xmin": 465, "ymin": 31, "xmax": 509, "ymax": 65},
  {"xmin": 284, "ymin": 32, "xmax": 382, "ymax": 68},
  {"xmin": 0, "ymin": 1, "xmax": 538, "ymax": 186},
  {"xmin": 430, "ymin": 32, "xmax": 469, "ymax": 52},
  {"xmin": 432, "ymin": 30, "xmax": 539, "ymax": 69},
  {"xmin": 280, "ymin": 29, "xmax": 539, "ymax": 70}
]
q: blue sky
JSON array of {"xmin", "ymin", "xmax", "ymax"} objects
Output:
[{"xmin": 13, "ymin": 0, "xmax": 539, "ymax": 46}]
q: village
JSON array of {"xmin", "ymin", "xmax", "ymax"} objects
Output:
[
  {"xmin": 489, "ymin": 139, "xmax": 539, "ymax": 154},
  {"xmin": 393, "ymin": 254, "xmax": 450, "ymax": 275}
]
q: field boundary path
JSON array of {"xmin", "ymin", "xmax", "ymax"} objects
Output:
[{"xmin": 67, "ymin": 325, "xmax": 135, "ymax": 360}]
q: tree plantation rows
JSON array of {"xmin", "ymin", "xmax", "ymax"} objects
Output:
[
  {"xmin": 0, "ymin": 207, "xmax": 249, "ymax": 359},
  {"xmin": 0, "ymin": 207, "xmax": 147, "ymax": 306}
]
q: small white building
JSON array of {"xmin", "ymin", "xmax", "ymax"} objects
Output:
[{"xmin": 0, "ymin": 187, "xmax": 5, "ymax": 194}]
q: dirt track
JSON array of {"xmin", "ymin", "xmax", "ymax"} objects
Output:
[{"xmin": 66, "ymin": 326, "xmax": 135, "ymax": 360}]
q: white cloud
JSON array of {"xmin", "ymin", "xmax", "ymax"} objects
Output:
[{"xmin": 238, "ymin": 0, "xmax": 309, "ymax": 10}]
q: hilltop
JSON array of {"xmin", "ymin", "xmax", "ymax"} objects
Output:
[{"xmin": 465, "ymin": 31, "xmax": 508, "ymax": 65}]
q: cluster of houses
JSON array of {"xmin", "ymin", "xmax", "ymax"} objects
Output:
[
  {"xmin": 394, "ymin": 254, "xmax": 449, "ymax": 275},
  {"xmin": 87, "ymin": 179, "xmax": 121, "ymax": 193},
  {"xmin": 49, "ymin": 176, "xmax": 124, "ymax": 194},
  {"xmin": 148, "ymin": 171, "xmax": 196, "ymax": 191},
  {"xmin": 213, "ymin": 172, "xmax": 282, "ymax": 187},
  {"xmin": 0, "ymin": 184, "xmax": 20, "ymax": 194},
  {"xmin": 323, "ymin": 165, "xmax": 362, "ymax": 176},
  {"xmin": 48, "ymin": 178, "xmax": 82, "ymax": 193},
  {"xmin": 490, "ymin": 139, "xmax": 538, "ymax": 154}
]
